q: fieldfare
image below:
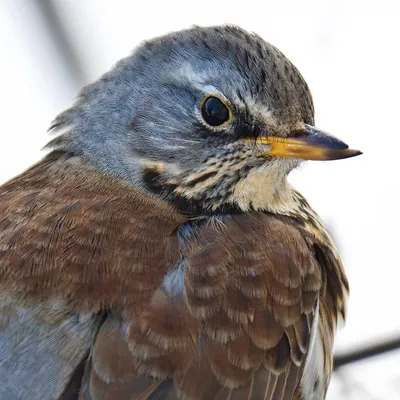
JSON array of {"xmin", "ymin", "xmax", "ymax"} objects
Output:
[{"xmin": 0, "ymin": 25, "xmax": 361, "ymax": 399}]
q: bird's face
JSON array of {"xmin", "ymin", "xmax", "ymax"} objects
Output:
[{"xmin": 50, "ymin": 26, "xmax": 360, "ymax": 213}]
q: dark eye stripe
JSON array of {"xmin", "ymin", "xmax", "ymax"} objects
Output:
[{"xmin": 201, "ymin": 96, "xmax": 231, "ymax": 127}]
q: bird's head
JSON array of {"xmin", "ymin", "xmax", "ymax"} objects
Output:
[{"xmin": 49, "ymin": 25, "xmax": 361, "ymax": 214}]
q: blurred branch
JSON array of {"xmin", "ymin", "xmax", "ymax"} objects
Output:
[
  {"xmin": 334, "ymin": 337, "xmax": 400, "ymax": 369},
  {"xmin": 32, "ymin": 0, "xmax": 87, "ymax": 86}
]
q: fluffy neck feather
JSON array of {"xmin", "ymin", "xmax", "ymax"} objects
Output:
[{"xmin": 230, "ymin": 163, "xmax": 298, "ymax": 214}]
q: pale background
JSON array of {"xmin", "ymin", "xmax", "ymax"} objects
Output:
[{"xmin": 1, "ymin": 1, "xmax": 399, "ymax": 398}]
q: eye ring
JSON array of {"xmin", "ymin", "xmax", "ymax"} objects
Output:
[{"xmin": 199, "ymin": 95, "xmax": 233, "ymax": 128}]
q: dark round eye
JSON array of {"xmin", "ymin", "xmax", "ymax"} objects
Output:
[{"xmin": 201, "ymin": 96, "xmax": 231, "ymax": 127}]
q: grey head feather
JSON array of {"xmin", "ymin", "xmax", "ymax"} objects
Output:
[{"xmin": 47, "ymin": 25, "xmax": 314, "ymax": 207}]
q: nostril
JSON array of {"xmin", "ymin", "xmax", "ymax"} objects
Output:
[{"xmin": 288, "ymin": 130, "xmax": 309, "ymax": 138}]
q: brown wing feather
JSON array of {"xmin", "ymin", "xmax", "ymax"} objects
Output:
[
  {"xmin": 108, "ymin": 213, "xmax": 320, "ymax": 399},
  {"xmin": 79, "ymin": 316, "xmax": 165, "ymax": 400},
  {"xmin": 79, "ymin": 212, "xmax": 320, "ymax": 400},
  {"xmin": 183, "ymin": 214, "xmax": 319, "ymax": 398}
]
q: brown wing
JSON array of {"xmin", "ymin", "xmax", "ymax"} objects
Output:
[
  {"xmin": 0, "ymin": 152, "xmax": 185, "ymax": 399},
  {"xmin": 83, "ymin": 213, "xmax": 323, "ymax": 399},
  {"xmin": 179, "ymin": 213, "xmax": 322, "ymax": 399}
]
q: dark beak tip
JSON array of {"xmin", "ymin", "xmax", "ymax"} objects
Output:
[
  {"xmin": 341, "ymin": 148, "xmax": 363, "ymax": 160},
  {"xmin": 322, "ymin": 147, "xmax": 362, "ymax": 161}
]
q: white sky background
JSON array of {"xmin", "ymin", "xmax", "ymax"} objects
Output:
[{"xmin": 1, "ymin": 0, "xmax": 399, "ymax": 398}]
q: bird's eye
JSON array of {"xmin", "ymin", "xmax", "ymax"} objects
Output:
[{"xmin": 200, "ymin": 96, "xmax": 232, "ymax": 127}]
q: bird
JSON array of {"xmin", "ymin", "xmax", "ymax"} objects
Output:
[{"xmin": 0, "ymin": 25, "xmax": 361, "ymax": 400}]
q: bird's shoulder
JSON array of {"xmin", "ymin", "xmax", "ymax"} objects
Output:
[{"xmin": 0, "ymin": 151, "xmax": 186, "ymax": 313}]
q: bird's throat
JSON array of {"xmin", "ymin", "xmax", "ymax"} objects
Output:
[{"xmin": 229, "ymin": 164, "xmax": 299, "ymax": 215}]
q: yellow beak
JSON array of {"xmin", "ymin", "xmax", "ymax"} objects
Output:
[{"xmin": 246, "ymin": 124, "xmax": 362, "ymax": 161}]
